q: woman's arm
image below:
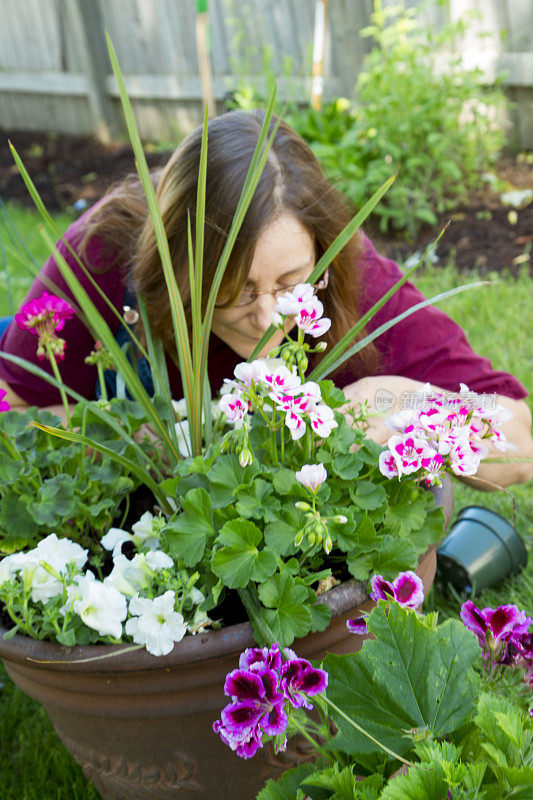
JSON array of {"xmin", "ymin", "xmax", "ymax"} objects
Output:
[{"xmin": 342, "ymin": 375, "xmax": 533, "ymax": 488}]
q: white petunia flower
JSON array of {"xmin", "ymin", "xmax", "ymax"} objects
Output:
[
  {"xmin": 103, "ymin": 554, "xmax": 148, "ymax": 596},
  {"xmin": 0, "ymin": 552, "xmax": 30, "ymax": 586},
  {"xmin": 125, "ymin": 591, "xmax": 187, "ymax": 656},
  {"xmin": 101, "ymin": 513, "xmax": 161, "ymax": 559},
  {"xmin": 16, "ymin": 534, "xmax": 88, "ymax": 604},
  {"xmin": 72, "ymin": 574, "xmax": 127, "ymax": 639}
]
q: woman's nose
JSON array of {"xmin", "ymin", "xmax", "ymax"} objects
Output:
[{"xmin": 251, "ymin": 293, "xmax": 277, "ymax": 331}]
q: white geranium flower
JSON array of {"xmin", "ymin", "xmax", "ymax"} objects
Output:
[
  {"xmin": 125, "ymin": 591, "xmax": 187, "ymax": 656},
  {"xmin": 72, "ymin": 574, "xmax": 127, "ymax": 639},
  {"xmin": 295, "ymin": 463, "xmax": 328, "ymax": 493},
  {"xmin": 171, "ymin": 398, "xmax": 188, "ymax": 419}
]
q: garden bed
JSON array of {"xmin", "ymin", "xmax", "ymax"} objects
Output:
[{"xmin": 1, "ymin": 129, "xmax": 532, "ymax": 276}]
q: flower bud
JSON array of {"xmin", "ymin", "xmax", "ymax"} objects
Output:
[
  {"xmin": 294, "ymin": 501, "xmax": 311, "ymax": 511},
  {"xmin": 324, "ymin": 534, "xmax": 333, "ymax": 555},
  {"xmin": 239, "ymin": 448, "xmax": 253, "ymax": 468},
  {"xmin": 314, "ymin": 341, "xmax": 328, "ymax": 352},
  {"xmin": 294, "ymin": 529, "xmax": 305, "ymax": 547},
  {"xmin": 333, "ymin": 515, "xmax": 348, "ymax": 524}
]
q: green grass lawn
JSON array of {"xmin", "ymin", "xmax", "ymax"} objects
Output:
[{"xmin": 0, "ymin": 204, "xmax": 531, "ymax": 799}]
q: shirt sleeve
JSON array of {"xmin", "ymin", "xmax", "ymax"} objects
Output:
[
  {"xmin": 0, "ymin": 212, "xmax": 126, "ymax": 406},
  {"xmin": 353, "ymin": 237, "xmax": 528, "ymax": 400}
]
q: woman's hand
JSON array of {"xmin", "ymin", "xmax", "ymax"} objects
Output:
[{"xmin": 341, "ymin": 375, "xmax": 533, "ymax": 489}]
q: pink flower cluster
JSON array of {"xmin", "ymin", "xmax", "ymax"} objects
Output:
[
  {"xmin": 220, "ymin": 359, "xmax": 338, "ymax": 441},
  {"xmin": 274, "ymin": 283, "xmax": 331, "ymax": 338},
  {"xmin": 213, "ymin": 643, "xmax": 328, "ymax": 759},
  {"xmin": 461, "ymin": 600, "xmax": 532, "ymax": 682},
  {"xmin": 379, "ymin": 384, "xmax": 514, "ymax": 484},
  {"xmin": 347, "ymin": 570, "xmax": 425, "ymax": 635},
  {"xmin": 15, "ymin": 291, "xmax": 76, "ymax": 360}
]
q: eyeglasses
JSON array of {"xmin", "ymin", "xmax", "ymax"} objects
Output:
[{"xmin": 220, "ymin": 270, "xmax": 329, "ymax": 309}]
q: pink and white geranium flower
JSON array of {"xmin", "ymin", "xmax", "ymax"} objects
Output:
[
  {"xmin": 219, "ymin": 390, "xmax": 248, "ymax": 426},
  {"xmin": 295, "ymin": 463, "xmax": 327, "ymax": 493},
  {"xmin": 294, "ymin": 301, "xmax": 331, "ymax": 338},
  {"xmin": 274, "ymin": 283, "xmax": 317, "ymax": 316},
  {"xmin": 379, "ymin": 385, "xmax": 514, "ymax": 485}
]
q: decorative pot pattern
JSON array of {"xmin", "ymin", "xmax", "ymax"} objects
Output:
[{"xmin": 0, "ymin": 478, "xmax": 453, "ymax": 800}]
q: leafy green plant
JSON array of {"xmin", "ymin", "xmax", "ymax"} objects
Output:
[
  {"xmin": 253, "ymin": 598, "xmax": 533, "ymax": 800},
  {"xmin": 285, "ymin": 1, "xmax": 506, "ymax": 238}
]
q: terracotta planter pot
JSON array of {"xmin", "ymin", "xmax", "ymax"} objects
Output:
[{"xmin": 0, "ymin": 478, "xmax": 453, "ymax": 800}]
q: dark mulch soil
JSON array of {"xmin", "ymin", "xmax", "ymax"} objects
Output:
[{"xmin": 1, "ymin": 129, "xmax": 532, "ymax": 275}]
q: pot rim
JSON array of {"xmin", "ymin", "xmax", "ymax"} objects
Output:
[{"xmin": 0, "ymin": 576, "xmax": 368, "ymax": 673}]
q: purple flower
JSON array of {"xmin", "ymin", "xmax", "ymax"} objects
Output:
[
  {"xmin": 239, "ymin": 643, "xmax": 282, "ymax": 672},
  {"xmin": 213, "ymin": 664, "xmax": 287, "ymax": 759},
  {"xmin": 279, "ymin": 659, "xmax": 328, "ymax": 710},
  {"xmin": 461, "ymin": 601, "xmax": 532, "ymax": 649},
  {"xmin": 370, "ymin": 570, "xmax": 425, "ymax": 609},
  {"xmin": 346, "ymin": 616, "xmax": 368, "ymax": 635},
  {"xmin": 214, "ymin": 643, "xmax": 328, "ymax": 759}
]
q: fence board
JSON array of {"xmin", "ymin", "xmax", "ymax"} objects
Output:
[{"xmin": 0, "ymin": 0, "xmax": 532, "ymax": 146}]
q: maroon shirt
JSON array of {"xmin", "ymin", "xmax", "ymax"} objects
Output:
[{"xmin": 0, "ymin": 210, "xmax": 527, "ymax": 405}]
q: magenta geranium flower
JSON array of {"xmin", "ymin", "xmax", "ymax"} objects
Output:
[
  {"xmin": 214, "ymin": 643, "xmax": 328, "ymax": 759},
  {"xmin": 15, "ymin": 291, "xmax": 75, "ymax": 360},
  {"xmin": 279, "ymin": 658, "xmax": 328, "ymax": 710},
  {"xmin": 346, "ymin": 616, "xmax": 369, "ymax": 635},
  {"xmin": 16, "ymin": 292, "xmax": 75, "ymax": 334},
  {"xmin": 239, "ymin": 643, "xmax": 282, "ymax": 672},
  {"xmin": 213, "ymin": 664, "xmax": 286, "ymax": 759},
  {"xmin": 370, "ymin": 570, "xmax": 425, "ymax": 609},
  {"xmin": 0, "ymin": 388, "xmax": 10, "ymax": 414},
  {"xmin": 460, "ymin": 601, "xmax": 532, "ymax": 649}
]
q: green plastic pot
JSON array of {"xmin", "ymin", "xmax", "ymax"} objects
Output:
[{"xmin": 436, "ymin": 505, "xmax": 528, "ymax": 594}]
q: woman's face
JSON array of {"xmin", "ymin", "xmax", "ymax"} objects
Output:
[{"xmin": 211, "ymin": 213, "xmax": 315, "ymax": 359}]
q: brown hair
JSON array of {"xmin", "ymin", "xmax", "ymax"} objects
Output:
[{"xmin": 81, "ymin": 110, "xmax": 380, "ymax": 378}]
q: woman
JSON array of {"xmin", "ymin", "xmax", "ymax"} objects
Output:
[{"xmin": 0, "ymin": 110, "xmax": 532, "ymax": 487}]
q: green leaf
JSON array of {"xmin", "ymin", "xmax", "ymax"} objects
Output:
[
  {"xmin": 309, "ymin": 601, "xmax": 332, "ymax": 634},
  {"xmin": 258, "ymin": 570, "xmax": 314, "ymax": 646},
  {"xmin": 0, "ymin": 455, "xmax": 24, "ymax": 484},
  {"xmin": 363, "ymin": 535, "xmax": 418, "ymax": 579},
  {"xmin": 212, "ymin": 519, "xmax": 277, "ymax": 588},
  {"xmin": 324, "ymin": 604, "xmax": 480, "ymax": 760},
  {"xmin": 257, "ymin": 763, "xmax": 315, "ymax": 800},
  {"xmin": 29, "ymin": 475, "xmax": 77, "ymax": 526},
  {"xmin": 351, "ymin": 481, "xmax": 387, "ymax": 511},
  {"xmin": 163, "ymin": 488, "xmax": 214, "ymax": 566},
  {"xmin": 207, "ymin": 454, "xmax": 260, "ymax": 506},
  {"xmin": 235, "ymin": 479, "xmax": 281, "ymax": 522},
  {"xmin": 0, "ymin": 491, "xmax": 38, "ymax": 544},
  {"xmin": 318, "ymin": 380, "xmax": 347, "ymax": 409},
  {"xmin": 264, "ymin": 510, "xmax": 300, "ymax": 556},
  {"xmin": 331, "ymin": 453, "xmax": 364, "ymax": 481}
]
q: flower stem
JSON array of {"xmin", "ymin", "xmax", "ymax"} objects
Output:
[
  {"xmin": 45, "ymin": 343, "xmax": 71, "ymax": 429},
  {"xmin": 289, "ymin": 715, "xmax": 332, "ymax": 764},
  {"xmin": 237, "ymin": 585, "xmax": 276, "ymax": 646},
  {"xmin": 96, "ymin": 362, "xmax": 108, "ymax": 402},
  {"xmin": 323, "ymin": 696, "xmax": 421, "ymax": 770}
]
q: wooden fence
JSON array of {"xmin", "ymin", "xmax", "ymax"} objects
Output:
[{"xmin": 0, "ymin": 0, "xmax": 532, "ymax": 146}]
